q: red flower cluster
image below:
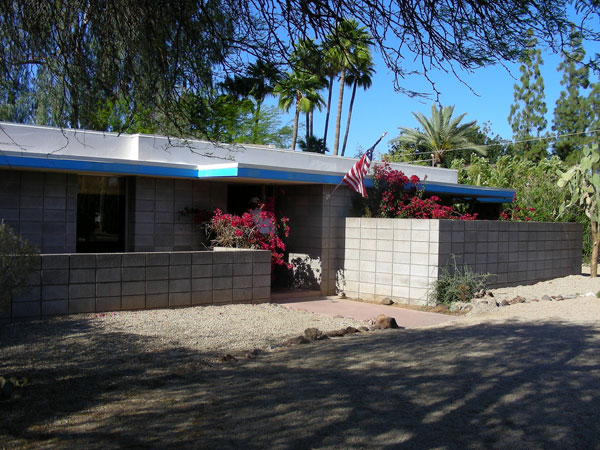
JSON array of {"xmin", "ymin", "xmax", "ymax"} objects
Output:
[
  {"xmin": 499, "ymin": 206, "xmax": 536, "ymax": 222},
  {"xmin": 374, "ymin": 163, "xmax": 477, "ymax": 220},
  {"xmin": 209, "ymin": 207, "xmax": 291, "ymax": 269}
]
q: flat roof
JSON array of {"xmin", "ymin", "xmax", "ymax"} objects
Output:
[{"xmin": 0, "ymin": 122, "xmax": 515, "ymax": 203}]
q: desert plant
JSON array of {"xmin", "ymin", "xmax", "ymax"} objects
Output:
[
  {"xmin": 430, "ymin": 256, "xmax": 490, "ymax": 305},
  {"xmin": 0, "ymin": 220, "xmax": 39, "ymax": 309}
]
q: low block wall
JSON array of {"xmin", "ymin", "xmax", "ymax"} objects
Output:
[
  {"xmin": 343, "ymin": 218, "xmax": 582, "ymax": 306},
  {"xmin": 2, "ymin": 249, "xmax": 271, "ymax": 321}
]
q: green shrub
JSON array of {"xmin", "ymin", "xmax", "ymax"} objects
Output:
[
  {"xmin": 0, "ymin": 220, "xmax": 39, "ymax": 309},
  {"xmin": 430, "ymin": 256, "xmax": 491, "ymax": 305}
]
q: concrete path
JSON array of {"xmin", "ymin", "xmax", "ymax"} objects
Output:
[{"xmin": 276, "ymin": 296, "xmax": 454, "ymax": 328}]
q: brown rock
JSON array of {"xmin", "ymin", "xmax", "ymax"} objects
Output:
[
  {"xmin": 345, "ymin": 326, "xmax": 360, "ymax": 334},
  {"xmin": 325, "ymin": 328, "xmax": 347, "ymax": 338},
  {"xmin": 304, "ymin": 327, "xmax": 325, "ymax": 341},
  {"xmin": 218, "ymin": 354, "xmax": 238, "ymax": 363},
  {"xmin": 358, "ymin": 326, "xmax": 370, "ymax": 333},
  {"xmin": 373, "ymin": 315, "xmax": 400, "ymax": 329},
  {"xmin": 461, "ymin": 304, "xmax": 473, "ymax": 313},
  {"xmin": 380, "ymin": 297, "xmax": 394, "ymax": 305},
  {"xmin": 284, "ymin": 336, "xmax": 310, "ymax": 345},
  {"xmin": 500, "ymin": 299, "xmax": 510, "ymax": 307}
]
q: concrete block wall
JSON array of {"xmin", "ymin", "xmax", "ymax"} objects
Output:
[
  {"xmin": 343, "ymin": 218, "xmax": 582, "ymax": 306},
  {"xmin": 131, "ymin": 177, "xmax": 227, "ymax": 252},
  {"xmin": 438, "ymin": 220, "xmax": 582, "ymax": 287},
  {"xmin": 280, "ymin": 184, "xmax": 354, "ymax": 295},
  {"xmin": 3, "ymin": 249, "xmax": 271, "ymax": 321},
  {"xmin": 343, "ymin": 218, "xmax": 439, "ymax": 305},
  {"xmin": 0, "ymin": 169, "xmax": 77, "ymax": 253}
]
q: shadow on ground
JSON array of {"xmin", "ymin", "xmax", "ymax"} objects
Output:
[{"xmin": 1, "ymin": 317, "xmax": 599, "ymax": 449}]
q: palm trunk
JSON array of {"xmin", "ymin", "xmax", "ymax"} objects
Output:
[
  {"xmin": 323, "ymin": 75, "xmax": 334, "ymax": 147},
  {"xmin": 333, "ymin": 68, "xmax": 346, "ymax": 156},
  {"xmin": 341, "ymin": 81, "xmax": 358, "ymax": 157},
  {"xmin": 252, "ymin": 101, "xmax": 262, "ymax": 143},
  {"xmin": 305, "ymin": 110, "xmax": 310, "ymax": 142},
  {"xmin": 591, "ymin": 220, "xmax": 598, "ymax": 277},
  {"xmin": 291, "ymin": 93, "xmax": 301, "ymax": 150}
]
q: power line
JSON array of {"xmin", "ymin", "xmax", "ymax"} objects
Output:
[{"xmin": 388, "ymin": 128, "xmax": 600, "ymax": 164}]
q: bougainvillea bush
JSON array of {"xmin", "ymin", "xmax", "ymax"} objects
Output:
[
  {"xmin": 359, "ymin": 163, "xmax": 477, "ymax": 220},
  {"xmin": 208, "ymin": 206, "xmax": 291, "ymax": 269}
]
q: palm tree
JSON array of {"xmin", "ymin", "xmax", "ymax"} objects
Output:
[
  {"xmin": 321, "ymin": 40, "xmax": 342, "ymax": 150},
  {"xmin": 327, "ymin": 19, "xmax": 373, "ymax": 156},
  {"xmin": 274, "ymin": 70, "xmax": 325, "ymax": 150},
  {"xmin": 341, "ymin": 49, "xmax": 375, "ymax": 156},
  {"xmin": 394, "ymin": 105, "xmax": 487, "ymax": 167},
  {"xmin": 246, "ymin": 61, "xmax": 282, "ymax": 142},
  {"xmin": 298, "ymin": 135, "xmax": 328, "ymax": 154}
]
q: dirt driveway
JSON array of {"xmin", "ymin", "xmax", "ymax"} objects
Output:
[{"xmin": 2, "ymin": 299, "xmax": 600, "ymax": 449}]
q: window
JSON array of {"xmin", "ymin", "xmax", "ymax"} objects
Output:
[{"xmin": 76, "ymin": 176, "xmax": 126, "ymax": 252}]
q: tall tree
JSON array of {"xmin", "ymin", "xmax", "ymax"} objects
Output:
[
  {"xmin": 392, "ymin": 105, "xmax": 487, "ymax": 167},
  {"xmin": 508, "ymin": 31, "xmax": 549, "ymax": 161},
  {"xmin": 329, "ymin": 19, "xmax": 373, "ymax": 156},
  {"xmin": 341, "ymin": 49, "xmax": 375, "ymax": 156},
  {"xmin": 552, "ymin": 28, "xmax": 590, "ymax": 164}
]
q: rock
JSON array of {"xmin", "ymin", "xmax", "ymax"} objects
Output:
[
  {"xmin": 284, "ymin": 336, "xmax": 310, "ymax": 345},
  {"xmin": 509, "ymin": 296, "xmax": 526, "ymax": 304},
  {"xmin": 431, "ymin": 304, "xmax": 450, "ymax": 313},
  {"xmin": 541, "ymin": 295, "xmax": 552, "ymax": 301},
  {"xmin": 372, "ymin": 315, "xmax": 399, "ymax": 329},
  {"xmin": 552, "ymin": 295, "xmax": 564, "ymax": 301},
  {"xmin": 487, "ymin": 292, "xmax": 495, "ymax": 298},
  {"xmin": 474, "ymin": 289, "xmax": 486, "ymax": 298},
  {"xmin": 218, "ymin": 354, "xmax": 238, "ymax": 363},
  {"xmin": 461, "ymin": 304, "xmax": 473, "ymax": 313},
  {"xmin": 564, "ymin": 294, "xmax": 577, "ymax": 299},
  {"xmin": 304, "ymin": 327, "xmax": 324, "ymax": 341},
  {"xmin": 345, "ymin": 326, "xmax": 360, "ymax": 334},
  {"xmin": 325, "ymin": 328, "xmax": 347, "ymax": 338},
  {"xmin": 500, "ymin": 299, "xmax": 510, "ymax": 307},
  {"xmin": 338, "ymin": 292, "xmax": 347, "ymax": 299},
  {"xmin": 480, "ymin": 300, "xmax": 488, "ymax": 304},
  {"xmin": 245, "ymin": 349, "xmax": 261, "ymax": 358},
  {"xmin": 531, "ymin": 298, "xmax": 540, "ymax": 302},
  {"xmin": 380, "ymin": 297, "xmax": 394, "ymax": 305},
  {"xmin": 358, "ymin": 326, "xmax": 370, "ymax": 333}
]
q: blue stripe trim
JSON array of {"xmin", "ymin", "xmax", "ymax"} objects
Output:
[
  {"xmin": 197, "ymin": 167, "xmax": 239, "ymax": 177},
  {"xmin": 237, "ymin": 167, "xmax": 344, "ymax": 184},
  {"xmin": 0, "ymin": 154, "xmax": 199, "ymax": 178}
]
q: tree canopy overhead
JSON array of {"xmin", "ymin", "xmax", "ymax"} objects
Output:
[{"xmin": 1, "ymin": 0, "xmax": 598, "ymax": 137}]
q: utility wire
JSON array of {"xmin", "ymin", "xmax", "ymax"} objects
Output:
[{"xmin": 388, "ymin": 128, "xmax": 600, "ymax": 164}]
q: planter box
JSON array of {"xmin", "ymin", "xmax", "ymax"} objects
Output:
[{"xmin": 343, "ymin": 218, "xmax": 582, "ymax": 306}]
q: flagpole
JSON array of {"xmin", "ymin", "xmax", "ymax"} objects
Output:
[{"xmin": 326, "ymin": 131, "xmax": 387, "ymax": 201}]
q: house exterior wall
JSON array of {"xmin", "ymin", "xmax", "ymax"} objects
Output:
[
  {"xmin": 0, "ymin": 169, "xmax": 77, "ymax": 253},
  {"xmin": 2, "ymin": 249, "xmax": 271, "ymax": 322},
  {"xmin": 343, "ymin": 218, "xmax": 582, "ymax": 306},
  {"xmin": 130, "ymin": 176, "xmax": 226, "ymax": 252}
]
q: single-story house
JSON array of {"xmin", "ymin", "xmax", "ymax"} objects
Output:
[{"xmin": 0, "ymin": 122, "xmax": 581, "ymax": 319}]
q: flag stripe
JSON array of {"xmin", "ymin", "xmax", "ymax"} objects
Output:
[{"xmin": 342, "ymin": 135, "xmax": 384, "ymax": 198}]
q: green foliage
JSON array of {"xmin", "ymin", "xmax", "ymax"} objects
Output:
[
  {"xmin": 552, "ymin": 28, "xmax": 591, "ymax": 164},
  {"xmin": 0, "ymin": 221, "xmax": 39, "ymax": 309},
  {"xmin": 508, "ymin": 31, "xmax": 549, "ymax": 161},
  {"xmin": 298, "ymin": 136, "xmax": 328, "ymax": 153},
  {"xmin": 430, "ymin": 257, "xmax": 490, "ymax": 305},
  {"xmin": 391, "ymin": 105, "xmax": 487, "ymax": 167}
]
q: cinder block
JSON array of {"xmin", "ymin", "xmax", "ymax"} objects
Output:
[
  {"xmin": 192, "ymin": 252, "xmax": 213, "ymax": 264},
  {"xmin": 213, "ymin": 263, "xmax": 233, "ymax": 277},
  {"xmin": 233, "ymin": 276, "xmax": 253, "ymax": 289},
  {"xmin": 95, "ymin": 297, "xmax": 121, "ymax": 312},
  {"xmin": 252, "ymin": 287, "xmax": 270, "ymax": 300},
  {"xmin": 192, "ymin": 278, "xmax": 212, "ymax": 291},
  {"xmin": 42, "ymin": 269, "xmax": 69, "ymax": 285},
  {"xmin": 169, "ymin": 292, "xmax": 191, "ymax": 307},
  {"xmin": 41, "ymin": 300, "xmax": 68, "ymax": 316},
  {"xmin": 169, "ymin": 279, "xmax": 191, "ymax": 293},
  {"xmin": 123, "ymin": 267, "xmax": 146, "ymax": 282},
  {"xmin": 253, "ymin": 275, "xmax": 270, "ymax": 287},
  {"xmin": 122, "ymin": 253, "xmax": 146, "ymax": 267},
  {"xmin": 213, "ymin": 277, "xmax": 232, "ymax": 290},
  {"xmin": 96, "ymin": 254, "xmax": 122, "ymax": 268},
  {"xmin": 12, "ymin": 285, "xmax": 41, "ymax": 302},
  {"xmin": 69, "ymin": 298, "xmax": 95, "ymax": 314},
  {"xmin": 122, "ymin": 281, "xmax": 146, "ymax": 296},
  {"xmin": 42, "ymin": 254, "xmax": 69, "ymax": 270},
  {"xmin": 122, "ymin": 295, "xmax": 146, "ymax": 310},
  {"xmin": 147, "ymin": 280, "xmax": 168, "ymax": 294},
  {"xmin": 69, "ymin": 283, "xmax": 95, "ymax": 299},
  {"xmin": 146, "ymin": 253, "xmax": 170, "ymax": 266},
  {"xmin": 69, "ymin": 254, "xmax": 96, "ymax": 269},
  {"xmin": 233, "ymin": 288, "xmax": 252, "ymax": 302},
  {"xmin": 233, "ymin": 263, "xmax": 252, "ymax": 276},
  {"xmin": 233, "ymin": 251, "xmax": 253, "ymax": 264},
  {"xmin": 192, "ymin": 264, "xmax": 212, "ymax": 278},
  {"xmin": 42, "ymin": 284, "xmax": 68, "ymax": 301},
  {"xmin": 392, "ymin": 285, "xmax": 410, "ymax": 300},
  {"xmin": 97, "ymin": 282, "xmax": 121, "ymax": 297},
  {"xmin": 96, "ymin": 268, "xmax": 121, "ymax": 283},
  {"xmin": 169, "ymin": 265, "xmax": 191, "ymax": 279},
  {"xmin": 146, "ymin": 266, "xmax": 169, "ymax": 280},
  {"xmin": 411, "ymin": 220, "xmax": 429, "ymax": 230},
  {"xmin": 213, "ymin": 289, "xmax": 233, "ymax": 304},
  {"xmin": 12, "ymin": 302, "xmax": 41, "ymax": 318},
  {"xmin": 146, "ymin": 294, "xmax": 169, "ymax": 308},
  {"xmin": 191, "ymin": 290, "xmax": 212, "ymax": 305},
  {"xmin": 170, "ymin": 252, "xmax": 191, "ymax": 265},
  {"xmin": 252, "ymin": 251, "xmax": 271, "ymax": 264}
]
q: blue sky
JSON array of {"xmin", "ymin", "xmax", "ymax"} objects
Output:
[{"xmin": 269, "ymin": 40, "xmax": 599, "ymax": 159}]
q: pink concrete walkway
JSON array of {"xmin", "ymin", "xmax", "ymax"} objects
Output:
[{"xmin": 275, "ymin": 296, "xmax": 455, "ymax": 328}]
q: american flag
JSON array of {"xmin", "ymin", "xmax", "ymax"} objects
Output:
[{"xmin": 342, "ymin": 133, "xmax": 386, "ymax": 198}]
